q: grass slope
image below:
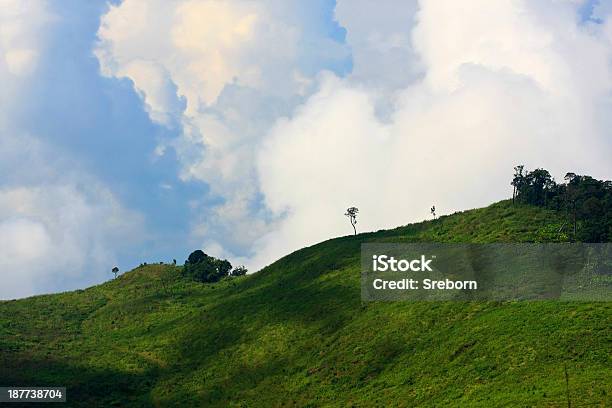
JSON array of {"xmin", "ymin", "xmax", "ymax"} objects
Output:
[{"xmin": 0, "ymin": 201, "xmax": 610, "ymax": 407}]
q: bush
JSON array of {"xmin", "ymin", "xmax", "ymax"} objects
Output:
[
  {"xmin": 231, "ymin": 266, "xmax": 248, "ymax": 276},
  {"xmin": 184, "ymin": 250, "xmax": 233, "ymax": 283}
]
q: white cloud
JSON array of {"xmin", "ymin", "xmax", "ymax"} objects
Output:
[
  {"xmin": 249, "ymin": 0, "xmax": 612, "ymax": 268},
  {"xmin": 0, "ymin": 0, "xmax": 53, "ymax": 126},
  {"xmin": 96, "ymin": 0, "xmax": 349, "ymax": 260},
  {"xmin": 0, "ymin": 132, "xmax": 145, "ymax": 299},
  {"xmin": 96, "ymin": 0, "xmax": 612, "ymax": 272},
  {"xmin": 95, "ymin": 0, "xmax": 321, "ymax": 115},
  {"xmin": 0, "ymin": 0, "xmax": 52, "ymax": 76},
  {"xmin": 0, "ymin": 218, "xmax": 52, "ymax": 299},
  {"xmin": 0, "ymin": 183, "xmax": 143, "ymax": 299},
  {"xmin": 117, "ymin": 60, "xmax": 184, "ymax": 126}
]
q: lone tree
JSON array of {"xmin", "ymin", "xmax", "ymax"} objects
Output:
[
  {"xmin": 511, "ymin": 165, "xmax": 525, "ymax": 204},
  {"xmin": 430, "ymin": 205, "xmax": 436, "ymax": 219},
  {"xmin": 345, "ymin": 207, "xmax": 359, "ymax": 235},
  {"xmin": 111, "ymin": 266, "xmax": 119, "ymax": 279}
]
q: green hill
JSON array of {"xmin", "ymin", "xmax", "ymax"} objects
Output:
[{"xmin": 1, "ymin": 201, "xmax": 610, "ymax": 407}]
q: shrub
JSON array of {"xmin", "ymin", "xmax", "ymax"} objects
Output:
[
  {"xmin": 231, "ymin": 266, "xmax": 248, "ymax": 276},
  {"xmin": 184, "ymin": 250, "xmax": 233, "ymax": 283}
]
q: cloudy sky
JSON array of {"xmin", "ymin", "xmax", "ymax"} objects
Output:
[{"xmin": 1, "ymin": 0, "xmax": 611, "ymax": 299}]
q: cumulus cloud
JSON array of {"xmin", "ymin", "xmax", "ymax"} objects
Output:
[
  {"xmin": 96, "ymin": 0, "xmax": 612, "ymax": 271},
  {"xmin": 96, "ymin": 0, "xmax": 344, "ymax": 116},
  {"xmin": 0, "ymin": 1, "xmax": 144, "ymax": 299},
  {"xmin": 96, "ymin": 0, "xmax": 349, "ymax": 260},
  {"xmin": 251, "ymin": 0, "xmax": 612, "ymax": 266},
  {"xmin": 0, "ymin": 129, "xmax": 145, "ymax": 299}
]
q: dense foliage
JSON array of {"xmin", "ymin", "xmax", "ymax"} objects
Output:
[
  {"xmin": 231, "ymin": 265, "xmax": 248, "ymax": 276},
  {"xmin": 512, "ymin": 166, "xmax": 612, "ymax": 242},
  {"xmin": 183, "ymin": 250, "xmax": 233, "ymax": 283}
]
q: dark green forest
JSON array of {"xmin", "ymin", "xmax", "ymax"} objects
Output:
[{"xmin": 512, "ymin": 166, "xmax": 611, "ymax": 242}]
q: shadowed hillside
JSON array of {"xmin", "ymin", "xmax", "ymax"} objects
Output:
[{"xmin": 1, "ymin": 201, "xmax": 610, "ymax": 407}]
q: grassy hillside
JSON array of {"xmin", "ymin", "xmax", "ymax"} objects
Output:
[{"xmin": 1, "ymin": 201, "xmax": 610, "ymax": 407}]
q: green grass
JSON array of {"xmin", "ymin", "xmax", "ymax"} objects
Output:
[{"xmin": 0, "ymin": 201, "xmax": 610, "ymax": 407}]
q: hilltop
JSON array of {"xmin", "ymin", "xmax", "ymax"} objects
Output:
[{"xmin": 0, "ymin": 200, "xmax": 610, "ymax": 406}]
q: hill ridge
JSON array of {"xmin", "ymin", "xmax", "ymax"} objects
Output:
[{"xmin": 1, "ymin": 200, "xmax": 609, "ymax": 407}]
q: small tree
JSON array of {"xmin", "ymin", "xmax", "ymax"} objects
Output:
[
  {"xmin": 345, "ymin": 207, "xmax": 359, "ymax": 235},
  {"xmin": 112, "ymin": 266, "xmax": 119, "ymax": 279},
  {"xmin": 430, "ymin": 205, "xmax": 436, "ymax": 219},
  {"xmin": 511, "ymin": 165, "xmax": 525, "ymax": 204},
  {"xmin": 564, "ymin": 172, "xmax": 578, "ymax": 238}
]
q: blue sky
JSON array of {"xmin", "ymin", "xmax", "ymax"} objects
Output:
[
  {"xmin": 18, "ymin": 0, "xmax": 209, "ymax": 263},
  {"xmin": 1, "ymin": 0, "xmax": 611, "ymax": 299},
  {"xmin": 8, "ymin": 3, "xmax": 170, "ymax": 271}
]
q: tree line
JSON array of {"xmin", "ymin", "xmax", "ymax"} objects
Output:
[{"xmin": 511, "ymin": 166, "xmax": 611, "ymax": 242}]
